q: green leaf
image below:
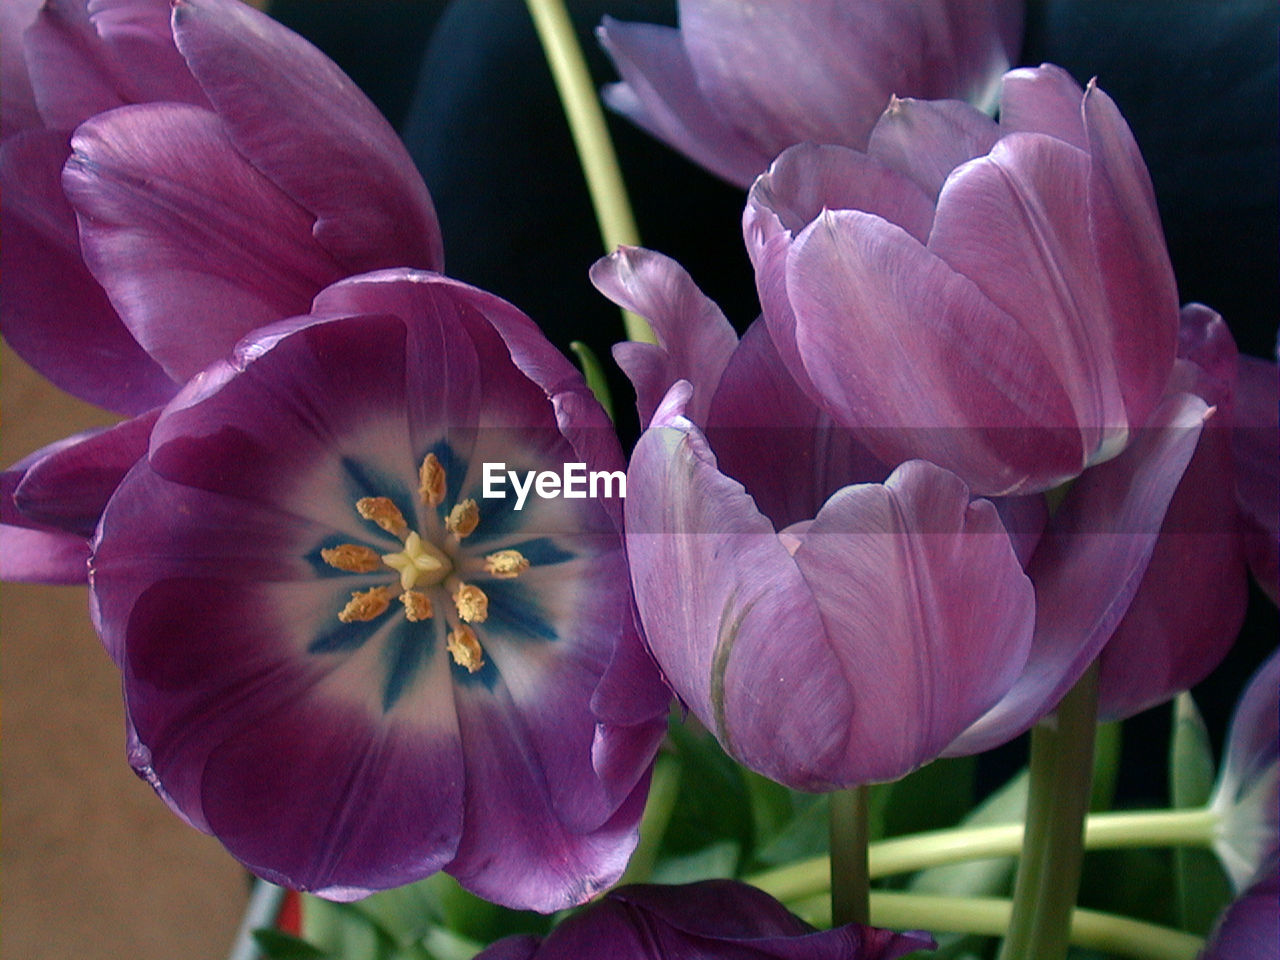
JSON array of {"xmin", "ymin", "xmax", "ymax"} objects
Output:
[
  {"xmin": 650, "ymin": 840, "xmax": 740, "ymax": 885},
  {"xmin": 1169, "ymin": 693, "xmax": 1233, "ymax": 933},
  {"xmin": 301, "ymin": 898, "xmax": 388, "ymax": 960},
  {"xmin": 352, "ymin": 880, "xmax": 441, "ymax": 947},
  {"xmin": 568, "ymin": 341, "xmax": 614, "ymax": 422},
  {"xmin": 252, "ymin": 929, "xmax": 331, "ymax": 960},
  {"xmin": 876, "ymin": 757, "xmax": 977, "ymax": 840},
  {"xmin": 662, "ymin": 721, "xmax": 755, "ymax": 859},
  {"xmin": 751, "ymin": 794, "xmax": 829, "ymax": 868},
  {"xmin": 1090, "ymin": 720, "xmax": 1122, "ymax": 811}
]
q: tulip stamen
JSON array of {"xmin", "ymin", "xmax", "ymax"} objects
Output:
[
  {"xmin": 321, "ymin": 543, "xmax": 383, "ymax": 573},
  {"xmin": 453, "ymin": 583, "xmax": 490, "ymax": 623},
  {"xmin": 484, "ymin": 549, "xmax": 530, "ymax": 578},
  {"xmin": 445, "ymin": 499, "xmax": 480, "ymax": 539},
  {"xmin": 447, "ymin": 624, "xmax": 485, "ymax": 673},
  {"xmin": 356, "ymin": 497, "xmax": 410, "ymax": 539},
  {"xmin": 401, "ymin": 590, "xmax": 433, "ymax": 622},
  {"xmin": 339, "ymin": 586, "xmax": 394, "ymax": 623},
  {"xmin": 419, "ymin": 452, "xmax": 447, "ymax": 507}
]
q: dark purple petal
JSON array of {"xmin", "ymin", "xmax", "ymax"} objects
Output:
[
  {"xmin": 929, "ymin": 132, "xmax": 1126, "ymax": 467},
  {"xmin": 948, "ymin": 391, "xmax": 1210, "ymax": 755},
  {"xmin": 445, "ymin": 680, "xmax": 647, "ymax": 911},
  {"xmin": 596, "ymin": 17, "xmax": 766, "ymax": 188},
  {"xmin": 1202, "ymin": 860, "xmax": 1279, "ymax": 960},
  {"xmin": 172, "ymin": 0, "xmax": 443, "ymax": 273},
  {"xmin": 1083, "ymin": 81, "xmax": 1180, "ymax": 433},
  {"xmin": 122, "ymin": 576, "xmax": 466, "ymax": 897},
  {"xmin": 480, "ymin": 880, "xmax": 933, "ymax": 960},
  {"xmin": 0, "ymin": 130, "xmax": 176, "ymax": 413},
  {"xmin": 788, "ymin": 460, "xmax": 1033, "ymax": 783},
  {"xmin": 1096, "ymin": 394, "xmax": 1246, "ymax": 720},
  {"xmin": 786, "ymin": 208, "xmax": 1083, "ymax": 495},
  {"xmin": 706, "ymin": 318, "xmax": 886, "ymax": 529},
  {"xmin": 867, "ymin": 96, "xmax": 1000, "ymax": 199},
  {"xmin": 64, "ymin": 102, "xmax": 347, "ymax": 383},
  {"xmin": 14, "ymin": 409, "xmax": 157, "ymax": 537},
  {"xmin": 593, "ymin": 247, "xmax": 738, "ymax": 428},
  {"xmin": 1234, "ymin": 354, "xmax": 1279, "ymax": 603},
  {"xmin": 997, "ymin": 64, "xmax": 1087, "ymax": 146},
  {"xmin": 1, "ymin": 0, "xmax": 42, "ymax": 139}
]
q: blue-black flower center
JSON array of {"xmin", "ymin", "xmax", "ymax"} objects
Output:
[{"xmin": 319, "ymin": 452, "xmax": 531, "ymax": 674}]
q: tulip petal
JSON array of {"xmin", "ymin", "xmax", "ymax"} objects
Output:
[
  {"xmin": 594, "ymin": 247, "xmax": 738, "ymax": 428},
  {"xmin": 0, "ymin": 130, "xmax": 176, "ymax": 413},
  {"xmin": 445, "ymin": 680, "xmax": 648, "ymax": 910},
  {"xmin": 0, "ymin": 524, "xmax": 89, "ymax": 583},
  {"xmin": 791, "ymin": 460, "xmax": 1033, "ymax": 783},
  {"xmin": 626, "ymin": 384, "xmax": 855, "ymax": 790},
  {"xmin": 787, "ymin": 208, "xmax": 1082, "ymax": 495},
  {"xmin": 1, "ymin": 0, "xmax": 41, "ymax": 139},
  {"xmin": 706, "ymin": 319, "xmax": 885, "ymax": 529},
  {"xmin": 596, "ymin": 17, "xmax": 766, "ymax": 188},
  {"xmin": 929, "ymin": 132, "xmax": 1125, "ymax": 464},
  {"xmin": 1202, "ymin": 861, "xmax": 1279, "ymax": 960},
  {"xmin": 14, "ymin": 409, "xmax": 157, "ymax": 537},
  {"xmin": 1083, "ymin": 81, "xmax": 1180, "ymax": 431},
  {"xmin": 122, "ymin": 576, "xmax": 466, "ymax": 897},
  {"xmin": 997, "ymin": 64, "xmax": 1086, "ymax": 147},
  {"xmin": 64, "ymin": 103, "xmax": 349, "ymax": 383},
  {"xmin": 24, "ymin": 0, "xmax": 206, "ymax": 129},
  {"xmin": 867, "ymin": 97, "xmax": 1000, "ymax": 199},
  {"xmin": 172, "ymin": 0, "xmax": 444, "ymax": 273},
  {"xmin": 948, "ymin": 391, "xmax": 1209, "ymax": 755}
]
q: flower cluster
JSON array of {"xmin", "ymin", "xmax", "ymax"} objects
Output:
[{"xmin": 2, "ymin": 0, "xmax": 1276, "ymax": 956}]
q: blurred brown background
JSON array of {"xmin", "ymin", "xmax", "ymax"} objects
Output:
[{"xmin": 1, "ymin": 344, "xmax": 247, "ymax": 960}]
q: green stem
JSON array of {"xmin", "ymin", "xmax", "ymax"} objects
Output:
[
  {"xmin": 750, "ymin": 805, "xmax": 1219, "ymax": 902},
  {"xmin": 828, "ymin": 786, "xmax": 871, "ymax": 925},
  {"xmin": 226, "ymin": 879, "xmax": 286, "ymax": 960},
  {"xmin": 998, "ymin": 664, "xmax": 1100, "ymax": 960},
  {"xmin": 617, "ymin": 749, "xmax": 682, "ymax": 886},
  {"xmin": 523, "ymin": 0, "xmax": 655, "ymax": 344},
  {"xmin": 790, "ymin": 892, "xmax": 1203, "ymax": 960}
]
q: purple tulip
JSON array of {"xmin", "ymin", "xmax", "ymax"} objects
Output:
[
  {"xmin": 598, "ymin": 0, "xmax": 1022, "ymax": 188},
  {"xmin": 1210, "ymin": 648, "xmax": 1278, "ymax": 894},
  {"xmin": 1201, "ymin": 649, "xmax": 1280, "ymax": 960},
  {"xmin": 477, "ymin": 880, "xmax": 933, "ymax": 960},
  {"xmin": 88, "ymin": 269, "xmax": 668, "ymax": 909},
  {"xmin": 745, "ymin": 64, "xmax": 1180, "ymax": 497},
  {"xmin": 595, "ymin": 247, "xmax": 1036, "ymax": 790},
  {"xmin": 1, "ymin": 0, "xmax": 444, "ymax": 582}
]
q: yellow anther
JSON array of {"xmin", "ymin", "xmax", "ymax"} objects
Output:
[
  {"xmin": 447, "ymin": 624, "xmax": 485, "ymax": 673},
  {"xmin": 320, "ymin": 543, "xmax": 383, "ymax": 573},
  {"xmin": 356, "ymin": 497, "xmax": 409, "ymax": 539},
  {"xmin": 484, "ymin": 549, "xmax": 530, "ymax": 579},
  {"xmin": 382, "ymin": 531, "xmax": 449, "ymax": 590},
  {"xmin": 338, "ymin": 586, "xmax": 393, "ymax": 623},
  {"xmin": 401, "ymin": 590, "xmax": 433, "ymax": 622},
  {"xmin": 445, "ymin": 499, "xmax": 479, "ymax": 538},
  {"xmin": 453, "ymin": 583, "xmax": 490, "ymax": 623},
  {"xmin": 419, "ymin": 452, "xmax": 447, "ymax": 507}
]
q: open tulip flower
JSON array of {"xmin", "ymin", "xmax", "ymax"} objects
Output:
[
  {"xmin": 1, "ymin": 0, "xmax": 443, "ymax": 582},
  {"xmin": 596, "ymin": 247, "xmax": 1036, "ymax": 789},
  {"xmin": 87, "ymin": 269, "xmax": 668, "ymax": 909},
  {"xmin": 598, "ymin": 0, "xmax": 1022, "ymax": 188},
  {"xmin": 476, "ymin": 880, "xmax": 932, "ymax": 960},
  {"xmin": 745, "ymin": 64, "xmax": 1182, "ymax": 498}
]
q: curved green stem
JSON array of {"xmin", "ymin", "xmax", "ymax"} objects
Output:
[
  {"xmin": 523, "ymin": 0, "xmax": 655, "ymax": 344},
  {"xmin": 998, "ymin": 664, "xmax": 1100, "ymax": 960},
  {"xmin": 749, "ymin": 805, "xmax": 1218, "ymax": 903},
  {"xmin": 790, "ymin": 892, "xmax": 1203, "ymax": 960},
  {"xmin": 828, "ymin": 786, "xmax": 871, "ymax": 925}
]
